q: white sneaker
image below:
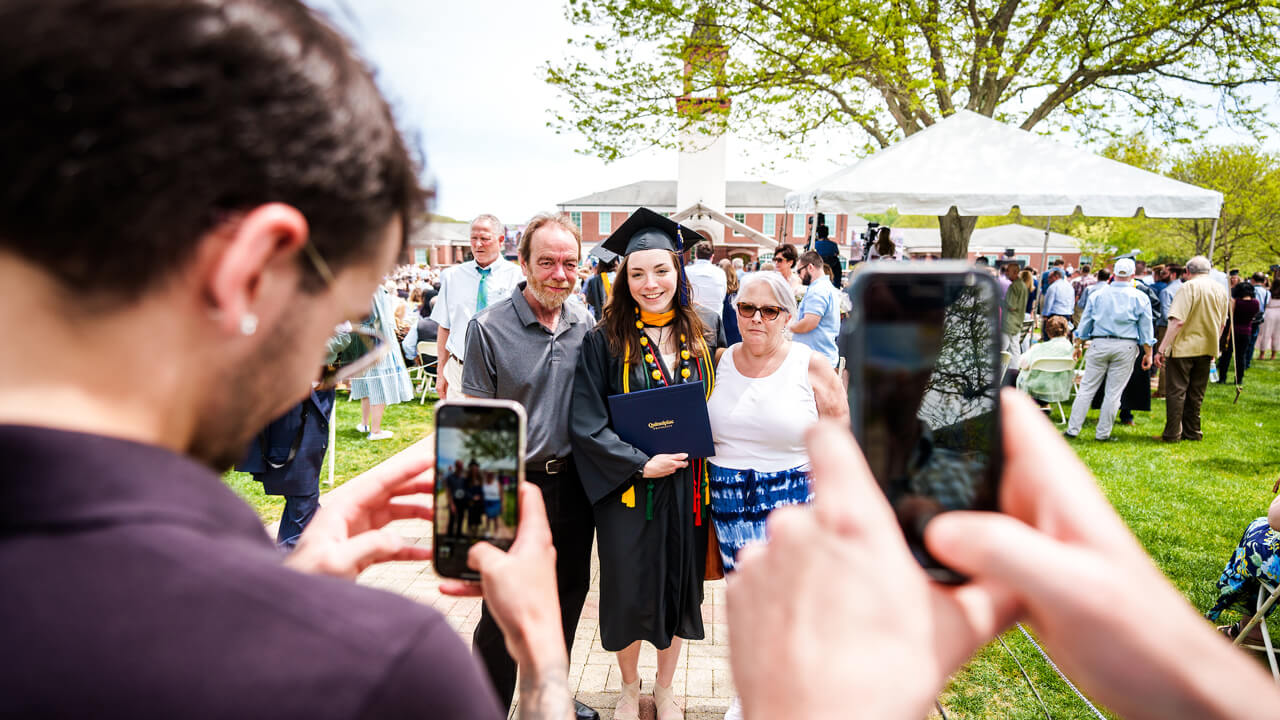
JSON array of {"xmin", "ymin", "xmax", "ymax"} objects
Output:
[
  {"xmin": 356, "ymin": 423, "xmax": 368, "ymax": 433},
  {"xmin": 367, "ymin": 430, "xmax": 393, "ymax": 440}
]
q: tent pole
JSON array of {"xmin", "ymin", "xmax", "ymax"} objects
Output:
[
  {"xmin": 1207, "ymin": 216, "xmax": 1219, "ymax": 266},
  {"xmin": 1036, "ymin": 218, "xmax": 1052, "ymax": 319}
]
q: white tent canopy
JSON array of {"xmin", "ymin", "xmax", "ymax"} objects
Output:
[{"xmin": 784, "ymin": 110, "xmax": 1223, "ymax": 219}]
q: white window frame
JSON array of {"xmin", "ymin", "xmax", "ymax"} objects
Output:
[{"xmin": 598, "ymin": 212, "xmax": 612, "ymax": 234}]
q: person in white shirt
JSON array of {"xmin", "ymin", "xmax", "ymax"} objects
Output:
[
  {"xmin": 429, "ymin": 214, "xmax": 524, "ymax": 399},
  {"xmin": 683, "ymin": 241, "xmax": 727, "ymax": 317}
]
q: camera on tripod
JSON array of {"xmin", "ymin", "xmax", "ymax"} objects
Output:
[{"xmin": 857, "ymin": 222, "xmax": 897, "ymax": 262}]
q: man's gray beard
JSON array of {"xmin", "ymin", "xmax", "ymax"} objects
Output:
[{"xmin": 528, "ymin": 283, "xmax": 568, "ymax": 311}]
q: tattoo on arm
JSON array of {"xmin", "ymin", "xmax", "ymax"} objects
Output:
[{"xmin": 517, "ymin": 659, "xmax": 573, "ymax": 720}]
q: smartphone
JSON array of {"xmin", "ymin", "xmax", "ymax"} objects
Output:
[
  {"xmin": 433, "ymin": 399, "xmax": 527, "ymax": 580},
  {"xmin": 843, "ymin": 263, "xmax": 1003, "ymax": 583}
]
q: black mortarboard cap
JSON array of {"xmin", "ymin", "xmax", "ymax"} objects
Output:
[
  {"xmin": 600, "ymin": 207, "xmax": 700, "ymax": 257},
  {"xmin": 1114, "ymin": 251, "xmax": 1139, "ymax": 261},
  {"xmin": 587, "ymin": 244, "xmax": 620, "ymax": 264}
]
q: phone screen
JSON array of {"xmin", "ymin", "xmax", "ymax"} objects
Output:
[
  {"xmin": 433, "ymin": 401, "xmax": 524, "ymax": 580},
  {"xmin": 847, "ymin": 267, "xmax": 1002, "ymax": 582}
]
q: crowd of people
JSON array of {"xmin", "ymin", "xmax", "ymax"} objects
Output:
[{"xmin": 8, "ymin": 2, "xmax": 1280, "ymax": 720}]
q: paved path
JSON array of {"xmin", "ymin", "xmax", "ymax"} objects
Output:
[{"xmin": 356, "ymin": 514, "xmax": 735, "ymax": 719}]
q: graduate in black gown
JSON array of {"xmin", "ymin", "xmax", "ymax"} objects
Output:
[{"xmin": 570, "ymin": 208, "xmax": 722, "ymax": 720}]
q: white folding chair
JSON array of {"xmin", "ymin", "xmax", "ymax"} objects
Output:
[
  {"xmin": 1023, "ymin": 355, "xmax": 1076, "ymax": 424},
  {"xmin": 415, "ymin": 340, "xmax": 438, "ymax": 404},
  {"xmin": 1233, "ymin": 579, "xmax": 1280, "ymax": 682}
]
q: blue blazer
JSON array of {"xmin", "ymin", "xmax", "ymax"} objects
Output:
[{"xmin": 235, "ymin": 389, "xmax": 335, "ymax": 496}]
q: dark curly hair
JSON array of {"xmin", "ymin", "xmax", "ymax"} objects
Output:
[{"xmin": 0, "ymin": 0, "xmax": 427, "ymax": 300}]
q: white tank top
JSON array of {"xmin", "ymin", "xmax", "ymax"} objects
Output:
[{"xmin": 708, "ymin": 342, "xmax": 817, "ymax": 473}]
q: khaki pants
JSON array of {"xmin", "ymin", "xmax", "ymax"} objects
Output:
[
  {"xmin": 443, "ymin": 355, "xmax": 466, "ymax": 400},
  {"xmin": 1067, "ymin": 339, "xmax": 1139, "ymax": 440}
]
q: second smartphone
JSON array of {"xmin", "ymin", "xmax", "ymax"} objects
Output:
[
  {"xmin": 433, "ymin": 399, "xmax": 527, "ymax": 580},
  {"xmin": 843, "ymin": 263, "xmax": 1003, "ymax": 583}
]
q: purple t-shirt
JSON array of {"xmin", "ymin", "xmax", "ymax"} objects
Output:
[{"xmin": 0, "ymin": 426, "xmax": 501, "ymax": 719}]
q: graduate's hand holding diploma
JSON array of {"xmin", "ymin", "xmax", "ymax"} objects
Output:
[
  {"xmin": 642, "ymin": 452, "xmax": 689, "ymax": 478},
  {"xmin": 727, "ymin": 390, "xmax": 1279, "ymax": 720}
]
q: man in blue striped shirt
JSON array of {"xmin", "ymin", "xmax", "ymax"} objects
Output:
[
  {"xmin": 1040, "ymin": 268, "xmax": 1076, "ymax": 340},
  {"xmin": 1065, "ymin": 259, "xmax": 1154, "ymax": 441}
]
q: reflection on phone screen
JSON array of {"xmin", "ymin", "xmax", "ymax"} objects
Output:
[
  {"xmin": 435, "ymin": 408, "xmax": 520, "ymax": 566},
  {"xmin": 857, "ymin": 274, "xmax": 1001, "ymax": 580}
]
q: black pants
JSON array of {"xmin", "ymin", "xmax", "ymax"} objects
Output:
[
  {"xmin": 473, "ymin": 460, "xmax": 595, "ymax": 712},
  {"xmin": 1216, "ymin": 332, "xmax": 1249, "ymax": 385}
]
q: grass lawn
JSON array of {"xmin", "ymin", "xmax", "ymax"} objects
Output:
[
  {"xmin": 223, "ymin": 391, "xmax": 435, "ymax": 522},
  {"xmin": 939, "ymin": 359, "xmax": 1280, "ymax": 718},
  {"xmin": 223, "ymin": 361, "xmax": 1280, "ymax": 718}
]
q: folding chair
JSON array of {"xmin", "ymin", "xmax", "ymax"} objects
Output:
[
  {"xmin": 415, "ymin": 340, "xmax": 438, "ymax": 404},
  {"xmin": 1233, "ymin": 579, "xmax": 1280, "ymax": 682},
  {"xmin": 1022, "ymin": 355, "xmax": 1076, "ymax": 424}
]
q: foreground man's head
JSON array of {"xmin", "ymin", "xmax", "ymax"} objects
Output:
[{"xmin": 0, "ymin": 0, "xmax": 426, "ymax": 468}]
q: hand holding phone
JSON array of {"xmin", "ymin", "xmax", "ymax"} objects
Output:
[
  {"xmin": 433, "ymin": 400, "xmax": 526, "ymax": 580},
  {"xmin": 843, "ymin": 264, "xmax": 1003, "ymax": 582}
]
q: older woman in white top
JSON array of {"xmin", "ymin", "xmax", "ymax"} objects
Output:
[{"xmin": 706, "ymin": 272, "xmax": 848, "ymax": 572}]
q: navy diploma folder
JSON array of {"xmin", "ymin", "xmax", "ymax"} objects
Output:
[{"xmin": 606, "ymin": 381, "xmax": 715, "ymax": 459}]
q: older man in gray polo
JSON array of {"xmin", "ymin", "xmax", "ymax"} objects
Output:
[{"xmin": 461, "ymin": 212, "xmax": 599, "ymax": 720}]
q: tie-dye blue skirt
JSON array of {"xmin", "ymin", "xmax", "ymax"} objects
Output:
[{"xmin": 708, "ymin": 462, "xmax": 812, "ymax": 573}]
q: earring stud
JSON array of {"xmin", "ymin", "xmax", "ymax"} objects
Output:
[{"xmin": 239, "ymin": 313, "xmax": 259, "ymax": 336}]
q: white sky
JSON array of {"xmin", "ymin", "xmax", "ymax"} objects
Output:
[{"xmin": 307, "ymin": 1, "xmax": 1277, "ymax": 225}]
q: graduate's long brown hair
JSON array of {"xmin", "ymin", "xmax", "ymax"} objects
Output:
[{"xmin": 601, "ymin": 250, "xmax": 708, "ymax": 366}]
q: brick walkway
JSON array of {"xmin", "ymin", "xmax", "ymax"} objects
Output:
[{"xmin": 356, "ymin": 514, "xmax": 735, "ymax": 719}]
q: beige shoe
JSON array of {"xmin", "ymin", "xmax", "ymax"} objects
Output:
[
  {"xmin": 653, "ymin": 680, "xmax": 684, "ymax": 720},
  {"xmin": 614, "ymin": 678, "xmax": 640, "ymax": 720}
]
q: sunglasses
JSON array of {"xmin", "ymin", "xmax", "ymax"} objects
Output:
[{"xmin": 736, "ymin": 302, "xmax": 787, "ymax": 321}]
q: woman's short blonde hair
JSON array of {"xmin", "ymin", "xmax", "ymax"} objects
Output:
[{"xmin": 740, "ymin": 272, "xmax": 798, "ymax": 319}]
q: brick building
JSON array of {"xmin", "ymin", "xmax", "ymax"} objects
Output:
[{"xmin": 558, "ymin": 180, "xmax": 856, "ymax": 263}]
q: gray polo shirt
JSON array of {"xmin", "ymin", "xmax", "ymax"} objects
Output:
[{"xmin": 462, "ymin": 283, "xmax": 594, "ymax": 465}]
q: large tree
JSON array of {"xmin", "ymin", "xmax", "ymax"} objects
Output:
[
  {"xmin": 547, "ymin": 0, "xmax": 1280, "ymax": 257},
  {"xmin": 1052, "ymin": 136, "xmax": 1280, "ymax": 268}
]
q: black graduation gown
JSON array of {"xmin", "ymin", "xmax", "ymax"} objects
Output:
[
  {"xmin": 585, "ymin": 274, "xmax": 609, "ymax": 320},
  {"xmin": 569, "ymin": 327, "xmax": 717, "ymax": 652}
]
